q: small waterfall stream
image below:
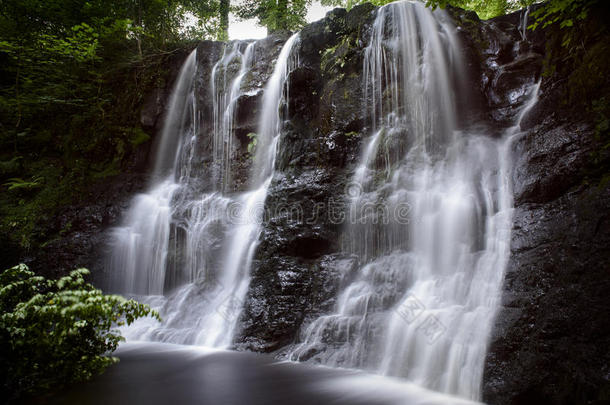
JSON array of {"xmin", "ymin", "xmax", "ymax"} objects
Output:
[
  {"xmin": 106, "ymin": 51, "xmax": 197, "ymax": 296},
  {"xmin": 287, "ymin": 2, "xmax": 539, "ymax": 401},
  {"xmin": 105, "ymin": 36, "xmax": 299, "ymax": 347}
]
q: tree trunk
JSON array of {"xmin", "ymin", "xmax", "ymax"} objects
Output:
[{"xmin": 219, "ymin": 0, "xmax": 230, "ymax": 41}]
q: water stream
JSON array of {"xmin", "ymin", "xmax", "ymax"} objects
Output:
[
  {"xmin": 287, "ymin": 2, "xmax": 540, "ymax": 401},
  {"xmin": 105, "ymin": 35, "xmax": 299, "ymax": 347}
]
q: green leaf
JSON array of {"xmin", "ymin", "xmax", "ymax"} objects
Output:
[{"xmin": 0, "ymin": 264, "xmax": 159, "ymax": 399}]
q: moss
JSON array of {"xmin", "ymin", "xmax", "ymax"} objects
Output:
[
  {"xmin": 564, "ymin": 32, "xmax": 610, "ymax": 179},
  {"xmin": 91, "ymin": 160, "xmax": 121, "ymax": 179},
  {"xmin": 129, "ymin": 126, "xmax": 151, "ymax": 146},
  {"xmin": 449, "ymin": 7, "xmax": 488, "ymax": 52},
  {"xmin": 320, "ymin": 34, "xmax": 358, "ymax": 78},
  {"xmin": 0, "ymin": 157, "xmax": 23, "ymax": 177}
]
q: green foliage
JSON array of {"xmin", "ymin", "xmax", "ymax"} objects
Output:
[
  {"xmin": 324, "ymin": 0, "xmax": 532, "ymax": 17},
  {"xmin": 530, "ymin": 0, "xmax": 594, "ymax": 30},
  {"xmin": 247, "ymin": 132, "xmax": 258, "ymax": 157},
  {"xmin": 528, "ymin": 0, "xmax": 610, "ymax": 183},
  {"xmin": 3, "ymin": 176, "xmax": 43, "ymax": 192},
  {"xmin": 128, "ymin": 126, "xmax": 152, "ymax": 146},
  {"xmin": 530, "ymin": 0, "xmax": 601, "ymax": 48},
  {"xmin": 234, "ymin": 0, "xmax": 311, "ymax": 32},
  {"xmin": 0, "ymin": 264, "xmax": 159, "ymax": 401},
  {"xmin": 0, "ymin": 0, "xmax": 218, "ymax": 255},
  {"xmin": 181, "ymin": 0, "xmax": 229, "ymax": 40},
  {"xmin": 218, "ymin": 0, "xmax": 231, "ymax": 40},
  {"xmin": 426, "ymin": 0, "xmax": 534, "ymax": 19},
  {"xmin": 0, "ymin": 156, "xmax": 21, "ymax": 176}
]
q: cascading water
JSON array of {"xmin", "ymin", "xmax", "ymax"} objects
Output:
[
  {"xmin": 211, "ymin": 42, "xmax": 255, "ymax": 191},
  {"xmin": 253, "ymin": 34, "xmax": 300, "ymax": 185},
  {"xmin": 101, "ymin": 2, "xmax": 541, "ymax": 400},
  {"xmin": 105, "ymin": 36, "xmax": 299, "ymax": 348},
  {"xmin": 520, "ymin": 6, "xmax": 531, "ymax": 41},
  {"xmin": 106, "ymin": 50, "xmax": 197, "ymax": 296},
  {"xmin": 288, "ymin": 1, "xmax": 539, "ymax": 401},
  {"xmin": 198, "ymin": 33, "xmax": 300, "ymax": 345}
]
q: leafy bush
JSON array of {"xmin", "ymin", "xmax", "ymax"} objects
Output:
[
  {"xmin": 530, "ymin": 0, "xmax": 602, "ymax": 48},
  {"xmin": 0, "ymin": 264, "xmax": 159, "ymax": 401}
]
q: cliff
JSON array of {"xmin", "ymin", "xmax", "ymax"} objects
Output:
[{"xmin": 13, "ymin": 3, "xmax": 610, "ymax": 404}]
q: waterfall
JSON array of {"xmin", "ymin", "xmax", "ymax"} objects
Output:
[
  {"xmin": 101, "ymin": 1, "xmax": 540, "ymax": 398},
  {"xmin": 520, "ymin": 6, "xmax": 530, "ymax": 41},
  {"xmin": 106, "ymin": 50, "xmax": 197, "ymax": 295},
  {"xmin": 211, "ymin": 42, "xmax": 256, "ymax": 192},
  {"xmin": 287, "ymin": 2, "xmax": 539, "ymax": 401},
  {"xmin": 105, "ymin": 36, "xmax": 299, "ymax": 348},
  {"xmin": 253, "ymin": 34, "xmax": 300, "ymax": 185},
  {"xmin": 198, "ymin": 33, "xmax": 300, "ymax": 345}
]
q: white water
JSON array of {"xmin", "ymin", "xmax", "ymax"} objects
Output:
[
  {"xmin": 103, "ymin": 2, "xmax": 540, "ymax": 398},
  {"xmin": 106, "ymin": 51, "xmax": 197, "ymax": 296},
  {"xmin": 253, "ymin": 34, "xmax": 300, "ymax": 185},
  {"xmin": 106, "ymin": 37, "xmax": 300, "ymax": 348},
  {"xmin": 288, "ymin": 2, "xmax": 540, "ymax": 401},
  {"xmin": 212, "ymin": 42, "xmax": 256, "ymax": 191},
  {"xmin": 520, "ymin": 6, "xmax": 531, "ymax": 41}
]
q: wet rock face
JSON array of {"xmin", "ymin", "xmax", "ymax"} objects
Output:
[
  {"xmin": 484, "ymin": 186, "xmax": 610, "ymax": 405},
  {"xmin": 236, "ymin": 3, "xmax": 550, "ymax": 357},
  {"xmin": 483, "ymin": 102, "xmax": 610, "ymax": 403},
  {"xmin": 25, "ymin": 3, "xmax": 610, "ymax": 402},
  {"xmin": 479, "ymin": 9, "xmax": 610, "ymax": 405},
  {"xmin": 238, "ymin": 5, "xmax": 610, "ymax": 404},
  {"xmin": 450, "ymin": 5, "xmax": 547, "ymax": 133},
  {"xmin": 29, "ymin": 173, "xmax": 151, "ymax": 283},
  {"xmin": 192, "ymin": 35, "xmax": 291, "ymax": 192},
  {"xmin": 236, "ymin": 5, "xmax": 374, "ymax": 352}
]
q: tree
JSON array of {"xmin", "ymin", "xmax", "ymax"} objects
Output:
[
  {"xmin": 234, "ymin": 0, "xmax": 311, "ymax": 33},
  {"xmin": 425, "ymin": 0, "xmax": 521, "ymax": 19},
  {"xmin": 0, "ymin": 264, "xmax": 159, "ymax": 401},
  {"xmin": 179, "ymin": 0, "xmax": 232, "ymax": 40}
]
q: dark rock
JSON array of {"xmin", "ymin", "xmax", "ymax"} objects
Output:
[
  {"xmin": 140, "ymin": 87, "xmax": 164, "ymax": 130},
  {"xmin": 481, "ymin": 7, "xmax": 610, "ymax": 404},
  {"xmin": 236, "ymin": 252, "xmax": 358, "ymax": 353},
  {"xmin": 235, "ymin": 7, "xmax": 372, "ymax": 352},
  {"xmin": 483, "ymin": 184, "xmax": 610, "ymax": 405},
  {"xmin": 25, "ymin": 172, "xmax": 150, "ymax": 282},
  {"xmin": 16, "ymin": 3, "xmax": 610, "ymax": 404},
  {"xmin": 512, "ymin": 120, "xmax": 595, "ymax": 205}
]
